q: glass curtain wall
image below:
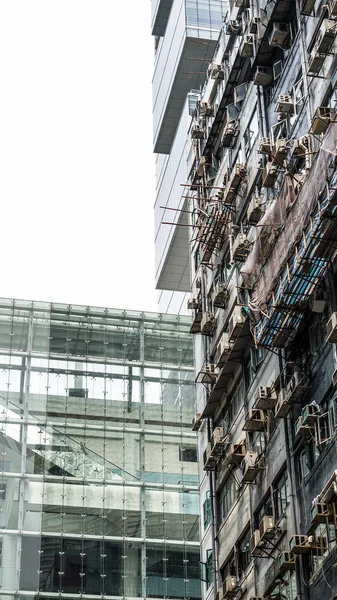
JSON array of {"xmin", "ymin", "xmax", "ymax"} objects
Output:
[{"xmin": 0, "ymin": 299, "xmax": 200, "ymax": 600}]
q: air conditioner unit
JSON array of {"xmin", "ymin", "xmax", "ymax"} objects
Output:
[
  {"xmin": 191, "ymin": 413, "xmax": 202, "ymax": 432},
  {"xmin": 259, "ymin": 515, "xmax": 277, "ymax": 541},
  {"xmin": 243, "ymin": 409, "xmax": 265, "ymax": 431},
  {"xmin": 240, "ymin": 35, "xmax": 254, "ymax": 57},
  {"xmin": 187, "ymin": 297, "xmax": 199, "ymax": 310},
  {"xmin": 330, "ymin": 0, "xmax": 337, "ymax": 17},
  {"xmin": 289, "ymin": 535, "xmax": 310, "ymax": 554},
  {"xmin": 216, "ymin": 333, "xmax": 233, "ymax": 367},
  {"xmin": 326, "ymin": 312, "xmax": 337, "ymax": 342},
  {"xmin": 249, "ymin": 17, "xmax": 260, "ymax": 34},
  {"xmin": 210, "ymin": 63, "xmax": 225, "ymax": 80},
  {"xmin": 200, "ymin": 312, "xmax": 215, "ymax": 335},
  {"xmin": 286, "ymin": 371, "xmax": 308, "ymax": 402},
  {"xmin": 302, "ymin": 403, "xmax": 319, "ymax": 426},
  {"xmin": 279, "ymin": 551, "xmax": 296, "ymax": 572},
  {"xmin": 232, "ymin": 233, "xmax": 251, "ymax": 262},
  {"xmin": 223, "ymin": 442, "xmax": 246, "ymax": 467},
  {"xmin": 259, "ymin": 137, "xmax": 271, "ymax": 154},
  {"xmin": 300, "ymin": 0, "xmax": 316, "ymax": 14},
  {"xmin": 199, "ymin": 102, "xmax": 214, "ymax": 117},
  {"xmin": 275, "ymin": 94, "xmax": 294, "ymax": 114},
  {"xmin": 228, "ymin": 305, "xmax": 246, "ymax": 341},
  {"xmin": 250, "ymin": 530, "xmax": 263, "ymax": 556},
  {"xmin": 211, "ymin": 427, "xmax": 226, "ymax": 454},
  {"xmin": 213, "ymin": 282, "xmax": 229, "ymax": 308},
  {"xmin": 191, "ymin": 121, "xmax": 204, "ymax": 139},
  {"xmin": 269, "ymin": 22, "xmax": 290, "ymax": 47},
  {"xmin": 254, "ymin": 386, "xmax": 277, "ymax": 409},
  {"xmin": 295, "ymin": 415, "xmax": 311, "ymax": 437},
  {"xmin": 307, "ymin": 50, "xmax": 325, "ymax": 76},
  {"xmin": 311, "ymin": 502, "xmax": 330, "ymax": 523},
  {"xmin": 200, "ymin": 363, "xmax": 219, "ymax": 384},
  {"xmin": 293, "ymin": 135, "xmax": 310, "ymax": 156},
  {"xmin": 247, "ymin": 196, "xmax": 265, "ymax": 224},
  {"xmin": 254, "ymin": 66, "xmax": 273, "ymax": 86},
  {"xmin": 262, "ymin": 161, "xmax": 278, "ymax": 187},
  {"xmin": 315, "ymin": 19, "xmax": 336, "ymax": 55},
  {"xmin": 241, "ymin": 451, "xmax": 259, "ymax": 483},
  {"xmin": 222, "ymin": 575, "xmax": 239, "ymax": 599},
  {"xmin": 222, "ymin": 121, "xmax": 238, "ymax": 147},
  {"xmin": 272, "ymin": 138, "xmax": 288, "ymax": 163},
  {"xmin": 230, "ymin": 163, "xmax": 247, "ymax": 189},
  {"xmin": 203, "ymin": 443, "xmax": 217, "ymax": 470},
  {"xmin": 226, "ymin": 19, "xmax": 243, "ymax": 35},
  {"xmin": 196, "ymin": 155, "xmax": 209, "ymax": 176},
  {"xmin": 275, "ymin": 389, "xmax": 292, "ymax": 418}
]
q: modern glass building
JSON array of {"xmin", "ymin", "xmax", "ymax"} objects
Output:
[{"xmin": 0, "ymin": 298, "xmax": 200, "ymax": 600}]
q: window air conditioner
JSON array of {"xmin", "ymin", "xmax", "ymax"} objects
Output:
[
  {"xmin": 301, "ymin": 403, "xmax": 319, "ymax": 426},
  {"xmin": 310, "ymin": 107, "xmax": 332, "ymax": 135},
  {"xmin": 230, "ymin": 163, "xmax": 247, "ymax": 188},
  {"xmin": 243, "ymin": 409, "xmax": 265, "ymax": 431},
  {"xmin": 269, "ymin": 22, "xmax": 290, "ymax": 47},
  {"xmin": 307, "ymin": 50, "xmax": 325, "ymax": 76},
  {"xmin": 292, "ymin": 135, "xmax": 310, "ymax": 156},
  {"xmin": 226, "ymin": 20, "xmax": 243, "ymax": 35},
  {"xmin": 210, "ymin": 63, "xmax": 225, "ymax": 80},
  {"xmin": 311, "ymin": 502, "xmax": 330, "ymax": 523},
  {"xmin": 247, "ymin": 196, "xmax": 265, "ymax": 224},
  {"xmin": 295, "ymin": 415, "xmax": 311, "ymax": 437},
  {"xmin": 212, "ymin": 282, "xmax": 229, "ymax": 308},
  {"xmin": 326, "ymin": 312, "xmax": 337, "ymax": 342},
  {"xmin": 241, "ymin": 451, "xmax": 259, "ymax": 483},
  {"xmin": 315, "ymin": 19, "xmax": 336, "ymax": 55},
  {"xmin": 228, "ymin": 305, "xmax": 246, "ymax": 341},
  {"xmin": 200, "ymin": 312, "xmax": 215, "ymax": 335},
  {"xmin": 222, "ymin": 121, "xmax": 238, "ymax": 147},
  {"xmin": 203, "ymin": 443, "xmax": 218, "ymax": 470},
  {"xmin": 250, "ymin": 530, "xmax": 263, "ymax": 556},
  {"xmin": 222, "ymin": 575, "xmax": 239, "ymax": 598},
  {"xmin": 272, "ymin": 138, "xmax": 288, "ymax": 163},
  {"xmin": 223, "ymin": 442, "xmax": 246, "ymax": 467},
  {"xmin": 200, "ymin": 363, "xmax": 219, "ymax": 384},
  {"xmin": 249, "ymin": 17, "xmax": 260, "ymax": 34},
  {"xmin": 275, "ymin": 389, "xmax": 292, "ymax": 418},
  {"xmin": 253, "ymin": 66, "xmax": 273, "ymax": 86},
  {"xmin": 216, "ymin": 333, "xmax": 233, "ymax": 367},
  {"xmin": 279, "ymin": 551, "xmax": 296, "ymax": 572},
  {"xmin": 191, "ymin": 413, "xmax": 202, "ymax": 432},
  {"xmin": 262, "ymin": 161, "xmax": 278, "ymax": 187},
  {"xmin": 330, "ymin": 0, "xmax": 337, "ymax": 17},
  {"xmin": 286, "ymin": 371, "xmax": 308, "ymax": 402},
  {"xmin": 191, "ymin": 120, "xmax": 204, "ymax": 139},
  {"xmin": 211, "ymin": 427, "xmax": 226, "ymax": 454},
  {"xmin": 232, "ymin": 233, "xmax": 251, "ymax": 262},
  {"xmin": 259, "ymin": 137, "xmax": 271, "ymax": 154},
  {"xmin": 259, "ymin": 515, "xmax": 277, "ymax": 541},
  {"xmin": 199, "ymin": 102, "xmax": 214, "ymax": 117},
  {"xmin": 240, "ymin": 35, "xmax": 255, "ymax": 58},
  {"xmin": 275, "ymin": 94, "xmax": 294, "ymax": 114},
  {"xmin": 289, "ymin": 535, "xmax": 311, "ymax": 554},
  {"xmin": 289, "ymin": 534, "xmax": 326, "ymax": 555},
  {"xmin": 300, "ymin": 0, "xmax": 316, "ymax": 15},
  {"xmin": 254, "ymin": 386, "xmax": 277, "ymax": 409},
  {"xmin": 187, "ymin": 297, "xmax": 199, "ymax": 310}
]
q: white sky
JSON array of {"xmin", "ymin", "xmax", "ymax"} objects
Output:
[{"xmin": 0, "ymin": 1, "xmax": 158, "ymax": 312}]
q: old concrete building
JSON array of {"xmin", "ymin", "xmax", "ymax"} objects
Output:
[{"xmin": 153, "ymin": 0, "xmax": 337, "ymax": 599}]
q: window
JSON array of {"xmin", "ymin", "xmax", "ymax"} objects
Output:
[
  {"xmin": 270, "ymin": 571, "xmax": 297, "ymax": 599},
  {"xmin": 255, "ymin": 494, "xmax": 272, "ymax": 529},
  {"xmin": 238, "ymin": 529, "xmax": 251, "ymax": 577},
  {"xmin": 274, "ymin": 470, "xmax": 288, "ymax": 520},
  {"xmin": 299, "ymin": 448, "xmax": 310, "ymax": 480},
  {"xmin": 206, "ymin": 549, "xmax": 213, "ymax": 588},
  {"xmin": 220, "ymin": 477, "xmax": 237, "ymax": 521},
  {"xmin": 203, "ymin": 491, "xmax": 211, "ymax": 529},
  {"xmin": 243, "ymin": 109, "xmax": 259, "ymax": 157},
  {"xmin": 179, "ymin": 447, "xmax": 197, "ymax": 462}
]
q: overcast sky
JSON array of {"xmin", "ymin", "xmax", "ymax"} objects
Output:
[{"xmin": 0, "ymin": 1, "xmax": 158, "ymax": 312}]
